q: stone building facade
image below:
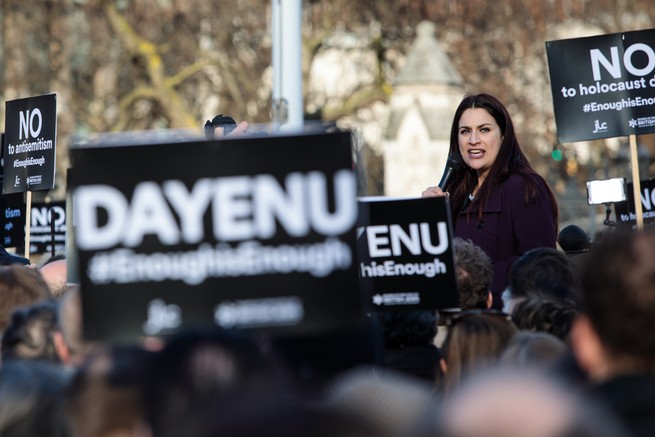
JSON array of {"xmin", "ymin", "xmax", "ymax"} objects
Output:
[{"xmin": 382, "ymin": 21, "xmax": 465, "ymax": 197}]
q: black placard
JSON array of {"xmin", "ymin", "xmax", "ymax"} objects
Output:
[
  {"xmin": 30, "ymin": 201, "xmax": 66, "ymax": 255},
  {"xmin": 3, "ymin": 93, "xmax": 57, "ymax": 193},
  {"xmin": 357, "ymin": 197, "xmax": 458, "ymax": 311},
  {"xmin": 0, "ymin": 193, "xmax": 26, "ymax": 248},
  {"xmin": 615, "ymin": 179, "xmax": 655, "ymax": 226},
  {"xmin": 546, "ymin": 28, "xmax": 655, "ymax": 143},
  {"xmin": 70, "ymin": 131, "xmax": 363, "ymax": 341}
]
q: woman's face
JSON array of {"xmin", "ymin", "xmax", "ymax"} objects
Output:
[{"xmin": 457, "ymin": 108, "xmax": 503, "ymax": 180}]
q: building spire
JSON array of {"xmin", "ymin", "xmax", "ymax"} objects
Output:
[{"xmin": 395, "ymin": 21, "xmax": 463, "ymax": 86}]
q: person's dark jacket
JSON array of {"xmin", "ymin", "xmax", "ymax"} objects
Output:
[
  {"xmin": 454, "ymin": 174, "xmax": 556, "ymax": 308},
  {"xmin": 591, "ymin": 374, "xmax": 655, "ymax": 437},
  {"xmin": 0, "ymin": 246, "xmax": 30, "ymax": 266}
]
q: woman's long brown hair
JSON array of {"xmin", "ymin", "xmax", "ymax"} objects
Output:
[{"xmin": 444, "ymin": 94, "xmax": 558, "ymax": 230}]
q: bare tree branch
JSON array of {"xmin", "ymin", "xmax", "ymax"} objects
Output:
[
  {"xmin": 103, "ymin": 1, "xmax": 199, "ymax": 128},
  {"xmin": 113, "ymin": 86, "xmax": 160, "ymax": 132}
]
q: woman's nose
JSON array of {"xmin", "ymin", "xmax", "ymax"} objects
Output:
[{"xmin": 469, "ymin": 131, "xmax": 479, "ymax": 144}]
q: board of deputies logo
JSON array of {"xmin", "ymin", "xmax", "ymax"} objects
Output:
[
  {"xmin": 26, "ymin": 175, "xmax": 42, "ymax": 187},
  {"xmin": 629, "ymin": 116, "xmax": 655, "ymax": 129}
]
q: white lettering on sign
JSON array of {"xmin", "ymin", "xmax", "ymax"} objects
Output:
[
  {"xmin": 142, "ymin": 299, "xmax": 182, "ymax": 335},
  {"xmin": 365, "ymin": 222, "xmax": 449, "ymax": 257},
  {"xmin": 590, "ymin": 43, "xmax": 655, "ymax": 81},
  {"xmin": 19, "ymin": 108, "xmax": 43, "ymax": 140},
  {"xmin": 74, "ymin": 170, "xmax": 356, "ymax": 251},
  {"xmin": 360, "ymin": 258, "xmax": 447, "ymax": 278},
  {"xmin": 31, "ymin": 206, "xmax": 65, "ymax": 227},
  {"xmin": 640, "ymin": 187, "xmax": 655, "ymax": 211},
  {"xmin": 214, "ymin": 297, "xmax": 304, "ymax": 328}
]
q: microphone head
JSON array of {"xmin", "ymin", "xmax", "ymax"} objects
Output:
[
  {"xmin": 438, "ymin": 153, "xmax": 463, "ymax": 189},
  {"xmin": 447, "ymin": 153, "xmax": 463, "ymax": 168}
]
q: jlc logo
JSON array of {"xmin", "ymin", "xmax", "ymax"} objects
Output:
[{"xmin": 593, "ymin": 119, "xmax": 608, "ymax": 133}]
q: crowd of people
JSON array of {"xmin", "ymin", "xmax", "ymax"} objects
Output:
[
  {"xmin": 0, "ymin": 223, "xmax": 652, "ymax": 437},
  {"xmin": 0, "ymin": 93, "xmax": 653, "ymax": 436}
]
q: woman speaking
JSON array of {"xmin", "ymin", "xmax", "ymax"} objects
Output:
[{"xmin": 422, "ymin": 94, "xmax": 558, "ymax": 308}]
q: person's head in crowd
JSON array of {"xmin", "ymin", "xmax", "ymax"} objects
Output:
[
  {"xmin": 443, "ymin": 94, "xmax": 558, "ymax": 223},
  {"xmin": 453, "ymin": 238, "xmax": 493, "ymax": 309},
  {"xmin": 141, "ymin": 328, "xmax": 285, "ymax": 437},
  {"xmin": 1, "ymin": 299, "xmax": 60, "ymax": 363},
  {"xmin": 571, "ymin": 227, "xmax": 655, "ymax": 380},
  {"xmin": 67, "ymin": 345, "xmax": 153, "ymax": 437},
  {"xmin": 271, "ymin": 318, "xmax": 381, "ymax": 395},
  {"xmin": 436, "ymin": 368, "xmax": 630, "ymax": 437},
  {"xmin": 179, "ymin": 397, "xmax": 380, "ymax": 437},
  {"xmin": 325, "ymin": 366, "xmax": 436, "ymax": 437},
  {"xmin": 511, "ymin": 296, "xmax": 577, "ymax": 342},
  {"xmin": 441, "ymin": 311, "xmax": 517, "ymax": 396},
  {"xmin": 380, "ymin": 310, "xmax": 443, "ymax": 385},
  {"xmin": 499, "ymin": 331, "xmax": 567, "ymax": 371},
  {"xmin": 38, "ymin": 256, "xmax": 68, "ymax": 298},
  {"xmin": 0, "ymin": 265, "xmax": 52, "ymax": 332},
  {"xmin": 502, "ymin": 247, "xmax": 580, "ymax": 313},
  {"xmin": 53, "ymin": 286, "xmax": 84, "ymax": 366},
  {"xmin": 0, "ymin": 360, "xmax": 72, "ymax": 436},
  {"xmin": 557, "ymin": 224, "xmax": 590, "ymax": 255}
]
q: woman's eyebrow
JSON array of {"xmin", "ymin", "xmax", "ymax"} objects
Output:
[{"xmin": 459, "ymin": 123, "xmax": 493, "ymax": 129}]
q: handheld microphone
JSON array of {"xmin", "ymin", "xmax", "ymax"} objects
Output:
[{"xmin": 438, "ymin": 153, "xmax": 463, "ymax": 190}]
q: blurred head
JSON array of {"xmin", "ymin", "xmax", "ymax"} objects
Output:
[
  {"xmin": 1, "ymin": 299, "xmax": 60, "ymax": 363},
  {"xmin": 511, "ymin": 296, "xmax": 577, "ymax": 342},
  {"xmin": 182, "ymin": 399, "xmax": 379, "ymax": 437},
  {"xmin": 453, "ymin": 238, "xmax": 493, "ymax": 309},
  {"xmin": 55, "ymin": 286, "xmax": 84, "ymax": 366},
  {"xmin": 67, "ymin": 345, "xmax": 153, "ymax": 437},
  {"xmin": 503, "ymin": 247, "xmax": 580, "ymax": 313},
  {"xmin": 437, "ymin": 369, "xmax": 629, "ymax": 437},
  {"xmin": 572, "ymin": 228, "xmax": 655, "ymax": 379},
  {"xmin": 141, "ymin": 328, "xmax": 283, "ymax": 437},
  {"xmin": 0, "ymin": 360, "xmax": 71, "ymax": 437},
  {"xmin": 380, "ymin": 311, "xmax": 437, "ymax": 349},
  {"xmin": 380, "ymin": 311, "xmax": 442, "ymax": 383},
  {"xmin": 0, "ymin": 265, "xmax": 52, "ymax": 332},
  {"xmin": 499, "ymin": 331, "xmax": 567, "ymax": 371},
  {"xmin": 442, "ymin": 311, "xmax": 517, "ymax": 395},
  {"xmin": 38, "ymin": 258, "xmax": 68, "ymax": 298},
  {"xmin": 326, "ymin": 366, "xmax": 436, "ymax": 437}
]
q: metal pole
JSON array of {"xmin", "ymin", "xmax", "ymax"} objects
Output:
[
  {"xmin": 272, "ymin": 0, "xmax": 303, "ymax": 131},
  {"xmin": 272, "ymin": 0, "xmax": 281, "ymax": 109}
]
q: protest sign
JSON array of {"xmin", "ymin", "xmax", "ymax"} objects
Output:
[
  {"xmin": 615, "ymin": 179, "xmax": 655, "ymax": 226},
  {"xmin": 29, "ymin": 201, "xmax": 66, "ymax": 256},
  {"xmin": 3, "ymin": 93, "xmax": 57, "ymax": 194},
  {"xmin": 546, "ymin": 28, "xmax": 655, "ymax": 143},
  {"xmin": 70, "ymin": 130, "xmax": 363, "ymax": 341},
  {"xmin": 357, "ymin": 197, "xmax": 458, "ymax": 311},
  {"xmin": 0, "ymin": 193, "xmax": 25, "ymax": 248},
  {"xmin": 546, "ymin": 28, "xmax": 655, "ymax": 229}
]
